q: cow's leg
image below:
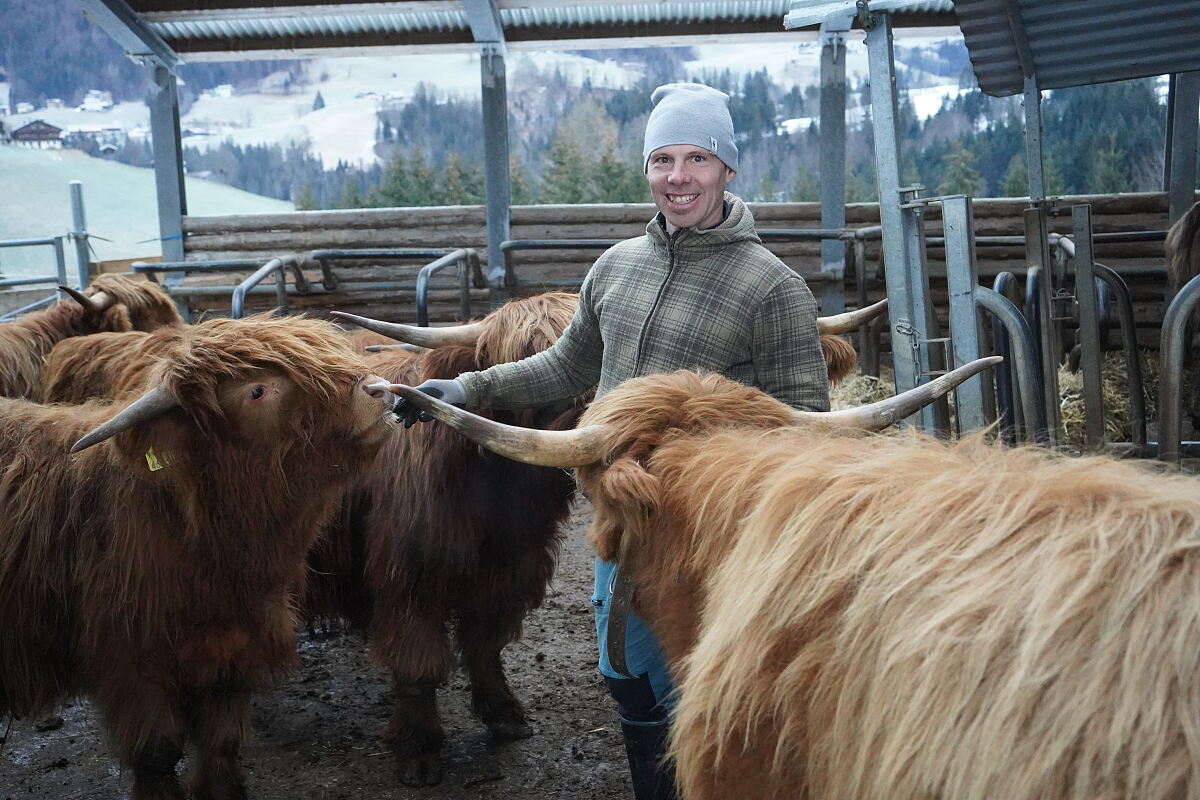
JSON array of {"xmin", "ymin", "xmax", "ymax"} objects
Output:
[
  {"xmin": 374, "ymin": 600, "xmax": 455, "ymax": 787},
  {"xmin": 130, "ymin": 736, "xmax": 187, "ymax": 800},
  {"xmin": 457, "ymin": 606, "xmax": 533, "ymax": 739},
  {"xmin": 95, "ymin": 673, "xmax": 186, "ymax": 800},
  {"xmin": 188, "ymin": 686, "xmax": 251, "ymax": 800},
  {"xmin": 384, "ymin": 680, "xmax": 444, "ymax": 786}
]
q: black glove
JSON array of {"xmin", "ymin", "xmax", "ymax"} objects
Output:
[{"xmin": 392, "ymin": 379, "xmax": 467, "ymax": 428}]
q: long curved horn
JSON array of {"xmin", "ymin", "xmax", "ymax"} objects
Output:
[
  {"xmin": 59, "ymin": 285, "xmax": 115, "ymax": 315},
  {"xmin": 364, "ymin": 343, "xmax": 428, "ymax": 353},
  {"xmin": 816, "ymin": 298, "xmax": 888, "ymax": 334},
  {"xmin": 792, "ymin": 355, "xmax": 1002, "ymax": 431},
  {"xmin": 71, "ymin": 385, "xmax": 179, "ymax": 452},
  {"xmin": 380, "ymin": 383, "xmax": 607, "ymax": 467},
  {"xmin": 331, "ymin": 311, "xmax": 484, "ymax": 348}
]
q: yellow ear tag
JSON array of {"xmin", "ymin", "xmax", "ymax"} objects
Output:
[{"xmin": 145, "ymin": 447, "xmax": 168, "ymax": 472}]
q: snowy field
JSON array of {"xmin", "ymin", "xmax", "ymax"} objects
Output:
[{"xmin": 0, "ymin": 146, "xmax": 292, "ymax": 275}]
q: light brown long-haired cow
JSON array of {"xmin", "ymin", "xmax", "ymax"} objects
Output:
[
  {"xmin": 389, "ymin": 363, "xmax": 1200, "ymax": 800},
  {"xmin": 0, "ymin": 315, "xmax": 395, "ymax": 800},
  {"xmin": 0, "ymin": 273, "xmax": 180, "ymax": 399}
]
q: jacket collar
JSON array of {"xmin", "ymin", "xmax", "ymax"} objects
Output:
[{"xmin": 645, "ymin": 193, "xmax": 761, "ymax": 259}]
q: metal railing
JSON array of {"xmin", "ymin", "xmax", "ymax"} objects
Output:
[
  {"xmin": 135, "ymin": 248, "xmax": 485, "ymax": 323},
  {"xmin": 0, "ymin": 236, "xmax": 73, "ymax": 321}
]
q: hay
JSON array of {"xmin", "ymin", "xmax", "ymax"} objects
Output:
[
  {"xmin": 1058, "ymin": 349, "xmax": 1159, "ymax": 449},
  {"xmin": 830, "ymin": 367, "xmax": 895, "ymax": 411}
]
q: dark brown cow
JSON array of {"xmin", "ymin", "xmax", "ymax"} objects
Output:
[
  {"xmin": 0, "ymin": 273, "xmax": 180, "ymax": 400},
  {"xmin": 0, "ymin": 315, "xmax": 395, "ymax": 800},
  {"xmin": 311, "ymin": 292, "xmax": 585, "ymax": 785}
]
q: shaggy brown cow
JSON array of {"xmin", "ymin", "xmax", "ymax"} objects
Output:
[
  {"xmin": 0, "ymin": 273, "xmax": 180, "ymax": 400},
  {"xmin": 309, "ymin": 292, "xmax": 586, "ymax": 786},
  {"xmin": 389, "ymin": 360, "xmax": 1200, "ymax": 800},
  {"xmin": 0, "ymin": 315, "xmax": 396, "ymax": 800}
]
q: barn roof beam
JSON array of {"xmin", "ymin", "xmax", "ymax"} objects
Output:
[{"xmin": 75, "ymin": 0, "xmax": 181, "ymax": 70}]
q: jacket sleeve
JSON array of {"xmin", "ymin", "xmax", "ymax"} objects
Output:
[
  {"xmin": 753, "ymin": 275, "xmax": 830, "ymax": 412},
  {"xmin": 456, "ymin": 272, "xmax": 604, "ymax": 409}
]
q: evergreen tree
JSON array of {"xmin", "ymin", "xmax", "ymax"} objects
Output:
[
  {"xmin": 1001, "ymin": 151, "xmax": 1066, "ymax": 197},
  {"xmin": 436, "ymin": 150, "xmax": 466, "ymax": 205},
  {"xmin": 436, "ymin": 150, "xmax": 484, "ymax": 205},
  {"xmin": 408, "ymin": 146, "xmax": 435, "ymax": 206},
  {"xmin": 540, "ymin": 132, "xmax": 588, "ymax": 204},
  {"xmin": 790, "ymin": 166, "xmax": 819, "ymax": 202},
  {"xmin": 312, "ymin": 91, "xmax": 326, "ymax": 112},
  {"xmin": 295, "ymin": 182, "xmax": 316, "ymax": 210},
  {"xmin": 1001, "ymin": 153, "xmax": 1028, "ymax": 197},
  {"xmin": 369, "ymin": 149, "xmax": 413, "ymax": 207},
  {"xmin": 937, "ymin": 142, "xmax": 983, "ymax": 196},
  {"xmin": 593, "ymin": 137, "xmax": 647, "ymax": 203},
  {"xmin": 338, "ymin": 173, "xmax": 362, "ymax": 209},
  {"xmin": 510, "ymin": 155, "xmax": 536, "ymax": 205},
  {"xmin": 1091, "ymin": 133, "xmax": 1130, "ymax": 194}
]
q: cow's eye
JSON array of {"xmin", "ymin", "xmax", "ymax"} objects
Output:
[{"xmin": 250, "ymin": 385, "xmax": 266, "ymax": 400}]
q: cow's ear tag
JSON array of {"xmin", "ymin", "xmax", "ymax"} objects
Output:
[{"xmin": 145, "ymin": 447, "xmax": 168, "ymax": 472}]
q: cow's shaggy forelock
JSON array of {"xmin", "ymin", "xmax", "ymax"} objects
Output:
[
  {"xmin": 577, "ymin": 372, "xmax": 1200, "ymax": 800},
  {"xmin": 575, "ymin": 371, "xmax": 798, "ymax": 562},
  {"xmin": 156, "ymin": 314, "xmax": 367, "ymax": 416}
]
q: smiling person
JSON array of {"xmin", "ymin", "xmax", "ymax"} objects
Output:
[{"xmin": 393, "ymin": 82, "xmax": 829, "ymax": 800}]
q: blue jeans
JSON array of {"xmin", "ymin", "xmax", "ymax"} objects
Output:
[{"xmin": 592, "ymin": 556, "xmax": 676, "ymax": 709}]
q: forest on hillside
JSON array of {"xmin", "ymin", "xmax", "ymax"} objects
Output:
[
  {"xmin": 2, "ymin": 0, "xmax": 300, "ymax": 111},
  {"xmin": 170, "ymin": 66, "xmax": 1168, "ymax": 211}
]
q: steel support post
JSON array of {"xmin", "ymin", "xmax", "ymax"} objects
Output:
[
  {"xmin": 943, "ymin": 196, "xmax": 987, "ymax": 433},
  {"xmin": 900, "ymin": 194, "xmax": 948, "ymax": 433},
  {"xmin": 1023, "ymin": 76, "xmax": 1045, "ymax": 200},
  {"xmin": 479, "ymin": 44, "xmax": 512, "ymax": 310},
  {"xmin": 68, "ymin": 181, "xmax": 91, "ymax": 286},
  {"xmin": 1158, "ymin": 274, "xmax": 1200, "ymax": 465},
  {"xmin": 1025, "ymin": 206, "xmax": 1060, "ymax": 445},
  {"xmin": 147, "ymin": 63, "xmax": 186, "ymax": 263},
  {"xmin": 1071, "ymin": 205, "xmax": 1104, "ymax": 451},
  {"xmin": 1167, "ymin": 71, "xmax": 1200, "ymax": 225},
  {"xmin": 864, "ymin": 11, "xmax": 926, "ymax": 425},
  {"xmin": 818, "ymin": 19, "xmax": 849, "ymax": 315}
]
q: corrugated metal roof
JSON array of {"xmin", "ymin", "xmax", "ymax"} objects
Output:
[
  {"xmin": 784, "ymin": 0, "xmax": 954, "ymax": 29},
  {"xmin": 123, "ymin": 1, "xmax": 958, "ymax": 58},
  {"xmin": 954, "ymin": 0, "xmax": 1200, "ymax": 96}
]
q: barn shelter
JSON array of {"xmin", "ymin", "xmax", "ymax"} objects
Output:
[
  {"xmin": 72, "ymin": 0, "xmax": 1199, "ymax": 460},
  {"xmin": 784, "ymin": 0, "xmax": 1200, "ymax": 460},
  {"xmin": 75, "ymin": 0, "xmax": 956, "ymax": 299}
]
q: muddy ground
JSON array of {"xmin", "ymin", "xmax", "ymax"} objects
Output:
[{"xmin": 1, "ymin": 501, "xmax": 634, "ymax": 800}]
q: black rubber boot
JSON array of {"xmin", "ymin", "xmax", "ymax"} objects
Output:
[{"xmin": 619, "ymin": 717, "xmax": 680, "ymax": 800}]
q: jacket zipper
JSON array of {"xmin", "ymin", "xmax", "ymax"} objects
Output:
[{"xmin": 633, "ymin": 233, "xmax": 677, "ymax": 375}]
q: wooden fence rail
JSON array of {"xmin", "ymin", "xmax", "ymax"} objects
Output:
[{"xmin": 175, "ymin": 193, "xmax": 1184, "ymax": 344}]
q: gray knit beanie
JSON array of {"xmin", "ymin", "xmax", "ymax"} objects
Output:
[{"xmin": 642, "ymin": 83, "xmax": 739, "ymax": 173}]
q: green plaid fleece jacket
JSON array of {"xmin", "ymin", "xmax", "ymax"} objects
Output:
[{"xmin": 458, "ymin": 193, "xmax": 830, "ymax": 412}]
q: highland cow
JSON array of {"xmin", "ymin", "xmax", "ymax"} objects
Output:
[
  {"xmin": 389, "ymin": 359, "xmax": 1200, "ymax": 800},
  {"xmin": 0, "ymin": 273, "xmax": 180, "ymax": 400},
  {"xmin": 311, "ymin": 292, "xmax": 586, "ymax": 786},
  {"xmin": 0, "ymin": 315, "xmax": 396, "ymax": 800}
]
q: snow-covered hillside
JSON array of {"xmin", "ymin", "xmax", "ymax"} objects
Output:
[
  {"xmin": 0, "ymin": 146, "xmax": 292, "ymax": 275},
  {"xmin": 3, "ymin": 36, "xmax": 965, "ymax": 171}
]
